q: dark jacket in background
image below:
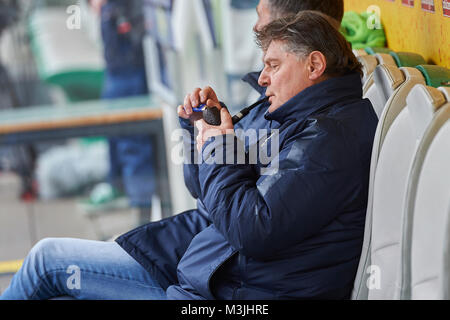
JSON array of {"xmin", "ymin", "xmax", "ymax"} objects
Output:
[{"xmin": 101, "ymin": 0, "xmax": 146, "ymax": 75}]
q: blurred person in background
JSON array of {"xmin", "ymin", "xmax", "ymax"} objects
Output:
[
  {"xmin": 82, "ymin": 0, "xmax": 155, "ymax": 224},
  {"xmin": 0, "ymin": 0, "xmax": 38, "ymax": 201}
]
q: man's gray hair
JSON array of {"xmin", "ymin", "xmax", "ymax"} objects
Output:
[{"xmin": 256, "ymin": 11, "xmax": 362, "ymax": 77}]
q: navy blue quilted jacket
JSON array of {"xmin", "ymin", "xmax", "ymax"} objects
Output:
[{"xmin": 116, "ymin": 72, "xmax": 378, "ymax": 299}]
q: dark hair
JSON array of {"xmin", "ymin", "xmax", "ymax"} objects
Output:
[
  {"xmin": 256, "ymin": 11, "xmax": 362, "ymax": 77},
  {"xmin": 268, "ymin": 0, "xmax": 344, "ymax": 24}
]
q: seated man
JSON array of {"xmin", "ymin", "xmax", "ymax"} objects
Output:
[{"xmin": 0, "ymin": 11, "xmax": 377, "ymax": 300}]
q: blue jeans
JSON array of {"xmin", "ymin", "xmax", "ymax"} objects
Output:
[{"xmin": 0, "ymin": 238, "xmax": 167, "ymax": 300}]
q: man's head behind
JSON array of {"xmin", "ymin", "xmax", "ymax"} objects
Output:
[
  {"xmin": 256, "ymin": 11, "xmax": 362, "ymax": 112},
  {"xmin": 255, "ymin": 0, "xmax": 344, "ymax": 32},
  {"xmin": 268, "ymin": 0, "xmax": 344, "ymax": 21}
]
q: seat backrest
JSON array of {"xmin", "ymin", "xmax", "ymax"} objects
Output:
[
  {"xmin": 368, "ymin": 85, "xmax": 447, "ymax": 300},
  {"xmin": 353, "ymin": 49, "xmax": 368, "ymax": 57},
  {"xmin": 358, "ymin": 55, "xmax": 378, "ymax": 86},
  {"xmin": 390, "ymin": 52, "xmax": 427, "ymax": 68},
  {"xmin": 28, "ymin": 7, "xmax": 104, "ymax": 101},
  {"xmin": 364, "ymin": 47, "xmax": 393, "ymax": 55},
  {"xmin": 351, "ymin": 69, "xmax": 426, "ymax": 300},
  {"xmin": 416, "ymin": 65, "xmax": 450, "ymax": 88},
  {"xmin": 373, "ymin": 64, "xmax": 409, "ymax": 103},
  {"xmin": 400, "ymin": 87, "xmax": 450, "ymax": 300},
  {"xmin": 363, "ymin": 75, "xmax": 382, "ymax": 109},
  {"xmin": 373, "ymin": 67, "xmax": 426, "ymax": 147},
  {"xmin": 363, "ymin": 54, "xmax": 398, "ymax": 108},
  {"xmin": 375, "ymin": 53, "xmax": 398, "ymax": 67},
  {"xmin": 364, "ymin": 64, "xmax": 406, "ymax": 118},
  {"xmin": 409, "ymin": 109, "xmax": 450, "ymax": 300},
  {"xmin": 441, "ymin": 87, "xmax": 450, "ymax": 101}
]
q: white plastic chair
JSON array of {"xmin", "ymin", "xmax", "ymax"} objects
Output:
[
  {"xmin": 362, "ymin": 54, "xmax": 398, "ymax": 107},
  {"xmin": 369, "ymin": 85, "xmax": 447, "ymax": 300},
  {"xmin": 352, "ymin": 68, "xmax": 426, "ymax": 300},
  {"xmin": 400, "ymin": 87, "xmax": 450, "ymax": 299}
]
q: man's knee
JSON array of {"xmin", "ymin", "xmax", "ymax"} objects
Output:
[{"xmin": 28, "ymin": 238, "xmax": 63, "ymax": 265}]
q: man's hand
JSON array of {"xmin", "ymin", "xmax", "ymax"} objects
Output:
[
  {"xmin": 177, "ymin": 86, "xmax": 220, "ymax": 125},
  {"xmin": 195, "ymin": 106, "xmax": 234, "ymax": 153}
]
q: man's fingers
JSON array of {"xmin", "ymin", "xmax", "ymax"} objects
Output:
[
  {"xmin": 183, "ymin": 94, "xmax": 193, "ymax": 115},
  {"xmin": 190, "ymin": 88, "xmax": 202, "ymax": 108},
  {"xmin": 220, "ymin": 107, "xmax": 233, "ymax": 127},
  {"xmin": 195, "ymin": 111, "xmax": 235, "ymax": 152},
  {"xmin": 200, "ymin": 86, "xmax": 218, "ymax": 103},
  {"xmin": 206, "ymin": 99, "xmax": 221, "ymax": 109},
  {"xmin": 177, "ymin": 105, "xmax": 188, "ymax": 118}
]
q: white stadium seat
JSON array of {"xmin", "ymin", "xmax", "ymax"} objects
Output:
[
  {"xmin": 351, "ymin": 67, "xmax": 429, "ymax": 300},
  {"xmin": 362, "ymin": 54, "xmax": 397, "ymax": 99},
  {"xmin": 358, "ymin": 55, "xmax": 378, "ymax": 87},
  {"xmin": 400, "ymin": 87, "xmax": 450, "ymax": 300},
  {"xmin": 374, "ymin": 53, "xmax": 397, "ymax": 68},
  {"xmin": 369, "ymin": 85, "xmax": 447, "ymax": 299}
]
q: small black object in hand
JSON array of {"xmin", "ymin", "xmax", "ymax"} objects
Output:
[{"xmin": 203, "ymin": 107, "xmax": 222, "ymax": 126}]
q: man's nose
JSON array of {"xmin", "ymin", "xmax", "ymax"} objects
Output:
[{"xmin": 258, "ymin": 70, "xmax": 269, "ymax": 87}]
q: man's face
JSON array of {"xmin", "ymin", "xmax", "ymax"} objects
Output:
[
  {"xmin": 254, "ymin": 0, "xmax": 273, "ymax": 32},
  {"xmin": 258, "ymin": 41, "xmax": 313, "ymax": 113}
]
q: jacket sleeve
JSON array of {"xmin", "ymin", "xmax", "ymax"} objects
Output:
[
  {"xmin": 198, "ymin": 126, "xmax": 357, "ymax": 260},
  {"xmin": 178, "ymin": 100, "xmax": 230, "ymax": 200},
  {"xmin": 179, "ymin": 117, "xmax": 202, "ymax": 199}
]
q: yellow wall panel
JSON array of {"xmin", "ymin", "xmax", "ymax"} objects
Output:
[{"xmin": 344, "ymin": 0, "xmax": 450, "ymax": 68}]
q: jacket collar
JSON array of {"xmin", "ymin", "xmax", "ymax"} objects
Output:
[
  {"xmin": 264, "ymin": 72, "xmax": 363, "ymax": 124},
  {"xmin": 242, "ymin": 71, "xmax": 266, "ymax": 95}
]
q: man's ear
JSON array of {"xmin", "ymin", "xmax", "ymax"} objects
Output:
[{"xmin": 307, "ymin": 51, "xmax": 327, "ymax": 81}]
